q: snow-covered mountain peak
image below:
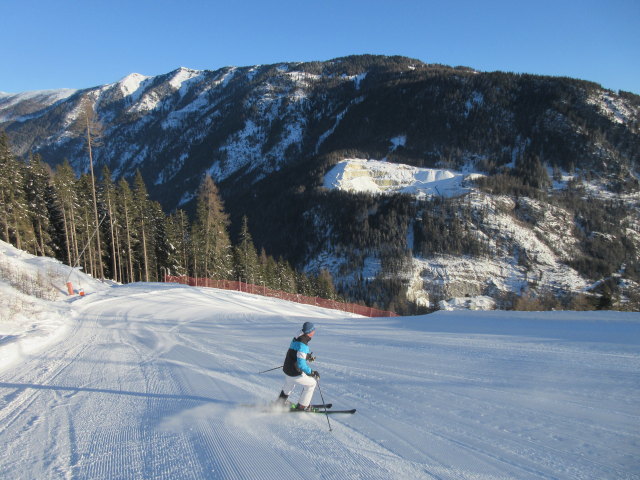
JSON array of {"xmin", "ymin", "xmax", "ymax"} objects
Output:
[
  {"xmin": 116, "ymin": 72, "xmax": 150, "ymax": 97},
  {"xmin": 0, "ymin": 88, "xmax": 77, "ymax": 104},
  {"xmin": 168, "ymin": 67, "xmax": 203, "ymax": 91},
  {"xmin": 0, "ymin": 88, "xmax": 78, "ymax": 123}
]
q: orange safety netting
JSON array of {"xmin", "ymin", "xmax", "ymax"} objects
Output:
[{"xmin": 164, "ymin": 275, "xmax": 398, "ymax": 318}]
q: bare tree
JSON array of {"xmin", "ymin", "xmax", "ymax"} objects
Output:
[
  {"xmin": 73, "ymin": 95, "xmax": 105, "ymax": 278},
  {"xmin": 101, "ymin": 166, "xmax": 119, "ymax": 282}
]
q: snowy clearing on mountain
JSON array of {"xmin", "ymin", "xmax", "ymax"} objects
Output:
[{"xmin": 323, "ymin": 158, "xmax": 472, "ymax": 198}]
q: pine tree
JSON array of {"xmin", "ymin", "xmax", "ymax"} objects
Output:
[
  {"xmin": 116, "ymin": 178, "xmax": 135, "ymax": 283},
  {"xmin": 278, "ymin": 260, "xmax": 298, "ymax": 294},
  {"xmin": 258, "ymin": 248, "xmax": 277, "ymax": 288},
  {"xmin": 0, "ymin": 132, "xmax": 18, "ymax": 244},
  {"xmin": 73, "ymin": 95, "xmax": 105, "ymax": 278},
  {"xmin": 235, "ymin": 215, "xmax": 260, "ymax": 284},
  {"xmin": 132, "ymin": 171, "xmax": 152, "ymax": 282},
  {"xmin": 295, "ymin": 268, "xmax": 313, "ymax": 296},
  {"xmin": 192, "ymin": 175, "xmax": 233, "ymax": 279},
  {"xmin": 316, "ymin": 268, "xmax": 337, "ymax": 300},
  {"xmin": 52, "ymin": 160, "xmax": 80, "ymax": 267},
  {"xmin": 24, "ymin": 154, "xmax": 54, "ymax": 256},
  {"xmin": 514, "ymin": 153, "xmax": 551, "ymax": 190},
  {"xmin": 0, "ymin": 134, "xmax": 34, "ymax": 251},
  {"xmin": 75, "ymin": 175, "xmax": 98, "ymax": 276},
  {"xmin": 0, "ymin": 133, "xmax": 10, "ymax": 242},
  {"xmin": 165, "ymin": 210, "xmax": 191, "ymax": 277},
  {"xmin": 148, "ymin": 200, "xmax": 167, "ymax": 281},
  {"xmin": 100, "ymin": 166, "xmax": 119, "ymax": 281}
]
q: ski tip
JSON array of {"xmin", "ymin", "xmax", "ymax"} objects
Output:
[{"xmin": 325, "ymin": 408, "xmax": 356, "ymax": 414}]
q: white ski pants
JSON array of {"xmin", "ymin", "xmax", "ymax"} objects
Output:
[{"xmin": 282, "ymin": 373, "xmax": 317, "ymax": 406}]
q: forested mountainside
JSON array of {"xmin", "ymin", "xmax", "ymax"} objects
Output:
[{"xmin": 1, "ymin": 55, "xmax": 639, "ymax": 312}]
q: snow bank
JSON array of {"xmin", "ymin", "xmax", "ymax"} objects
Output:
[
  {"xmin": 0, "ymin": 281, "xmax": 70, "ymax": 372},
  {"xmin": 0, "ymin": 240, "xmax": 108, "ymax": 372}
]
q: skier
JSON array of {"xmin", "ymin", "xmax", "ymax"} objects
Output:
[{"xmin": 276, "ymin": 321, "xmax": 320, "ymax": 411}]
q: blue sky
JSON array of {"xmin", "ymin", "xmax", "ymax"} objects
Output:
[{"xmin": 2, "ymin": 0, "xmax": 639, "ymax": 94}]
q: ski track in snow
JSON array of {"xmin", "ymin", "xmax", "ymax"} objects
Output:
[{"xmin": 1, "ymin": 283, "xmax": 639, "ymax": 479}]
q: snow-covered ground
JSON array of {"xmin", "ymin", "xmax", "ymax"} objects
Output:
[
  {"xmin": 1, "ymin": 242, "xmax": 639, "ymax": 479},
  {"xmin": 0, "ymin": 241, "xmax": 107, "ymax": 371}
]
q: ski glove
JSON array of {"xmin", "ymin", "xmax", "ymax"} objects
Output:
[
  {"xmin": 307, "ymin": 353, "xmax": 316, "ymax": 363},
  {"xmin": 311, "ymin": 370, "xmax": 320, "ymax": 381}
]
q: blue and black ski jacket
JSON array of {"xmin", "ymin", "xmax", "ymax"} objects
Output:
[{"xmin": 283, "ymin": 333, "xmax": 313, "ymax": 376}]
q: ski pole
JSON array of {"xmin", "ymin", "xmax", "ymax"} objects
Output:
[
  {"xmin": 258, "ymin": 365, "xmax": 283, "ymax": 374},
  {"xmin": 316, "ymin": 380, "xmax": 332, "ymax": 432}
]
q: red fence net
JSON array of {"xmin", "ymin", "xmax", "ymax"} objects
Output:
[{"xmin": 164, "ymin": 275, "xmax": 398, "ymax": 318}]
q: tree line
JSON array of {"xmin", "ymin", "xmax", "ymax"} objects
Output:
[{"xmin": 0, "ymin": 132, "xmax": 338, "ymax": 299}]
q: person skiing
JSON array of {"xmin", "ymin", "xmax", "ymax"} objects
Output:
[{"xmin": 276, "ymin": 321, "xmax": 320, "ymax": 411}]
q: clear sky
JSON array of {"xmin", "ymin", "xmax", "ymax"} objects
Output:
[{"xmin": 2, "ymin": 0, "xmax": 639, "ymax": 94}]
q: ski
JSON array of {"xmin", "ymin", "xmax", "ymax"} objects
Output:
[
  {"xmin": 290, "ymin": 407, "xmax": 356, "ymax": 414},
  {"xmin": 290, "ymin": 403, "xmax": 332, "ymax": 410},
  {"xmin": 246, "ymin": 401, "xmax": 333, "ymax": 409},
  {"xmin": 243, "ymin": 402, "xmax": 332, "ymax": 410}
]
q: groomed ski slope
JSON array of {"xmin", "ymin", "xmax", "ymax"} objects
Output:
[{"xmin": 0, "ymin": 282, "xmax": 639, "ymax": 479}]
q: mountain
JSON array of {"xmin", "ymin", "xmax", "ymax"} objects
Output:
[
  {"xmin": 0, "ymin": 89, "xmax": 77, "ymax": 123},
  {"xmin": 1, "ymin": 55, "xmax": 639, "ymax": 311}
]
